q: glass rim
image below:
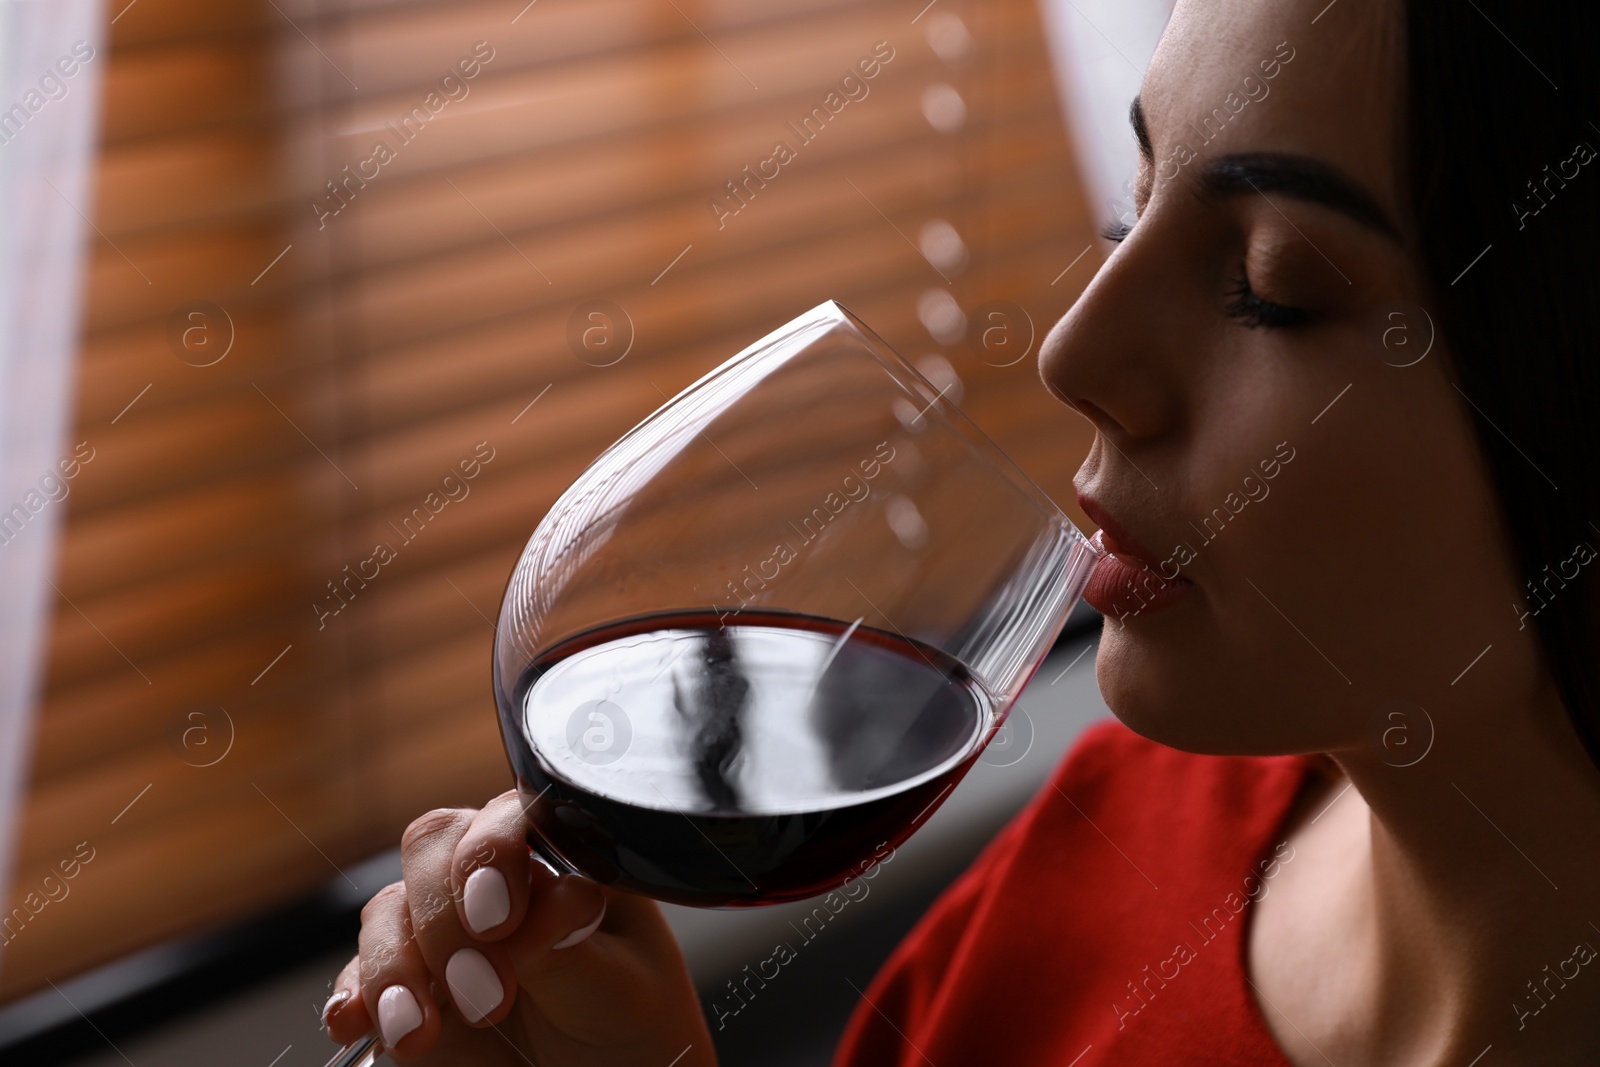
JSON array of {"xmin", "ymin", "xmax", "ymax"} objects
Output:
[{"xmin": 818, "ymin": 299, "xmax": 1093, "ymax": 551}]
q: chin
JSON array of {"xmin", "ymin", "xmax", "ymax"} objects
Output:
[
  {"xmin": 1092, "ymin": 624, "xmax": 1214, "ymax": 751},
  {"xmin": 1091, "ymin": 622, "xmax": 1335, "ymax": 758}
]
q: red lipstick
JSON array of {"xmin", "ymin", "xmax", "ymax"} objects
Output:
[{"xmin": 1077, "ymin": 496, "xmax": 1193, "ymax": 620}]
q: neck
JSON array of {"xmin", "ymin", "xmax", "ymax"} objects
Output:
[{"xmin": 1325, "ymin": 682, "xmax": 1600, "ymax": 1063}]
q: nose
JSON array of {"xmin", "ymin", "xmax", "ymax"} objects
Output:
[{"xmin": 1037, "ymin": 225, "xmax": 1185, "ymax": 444}]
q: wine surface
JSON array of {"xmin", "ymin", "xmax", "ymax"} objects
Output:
[{"xmin": 495, "ymin": 609, "xmax": 996, "ymax": 907}]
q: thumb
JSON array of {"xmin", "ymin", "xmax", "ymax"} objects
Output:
[
  {"xmin": 503, "ymin": 871, "xmax": 693, "ymax": 1046},
  {"xmin": 508, "ymin": 870, "xmax": 608, "ymax": 963}
]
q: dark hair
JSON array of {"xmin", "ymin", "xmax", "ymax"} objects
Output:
[{"xmin": 1404, "ymin": 2, "xmax": 1600, "ymax": 767}]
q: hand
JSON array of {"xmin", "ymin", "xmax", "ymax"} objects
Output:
[{"xmin": 322, "ymin": 788, "xmax": 716, "ymax": 1065}]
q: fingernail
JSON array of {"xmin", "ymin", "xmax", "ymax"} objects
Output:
[
  {"xmin": 463, "ymin": 866, "xmax": 510, "ymax": 934},
  {"xmin": 446, "ymin": 948, "xmax": 504, "ymax": 1023},
  {"xmin": 377, "ymin": 985, "xmax": 422, "ymax": 1048},
  {"xmin": 552, "ymin": 899, "xmax": 606, "ymax": 950},
  {"xmin": 321, "ymin": 989, "xmax": 350, "ymax": 1028}
]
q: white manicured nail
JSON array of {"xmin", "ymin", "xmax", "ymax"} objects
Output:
[
  {"xmin": 377, "ymin": 985, "xmax": 422, "ymax": 1048},
  {"xmin": 446, "ymin": 948, "xmax": 504, "ymax": 1023},
  {"xmin": 463, "ymin": 866, "xmax": 510, "ymax": 934},
  {"xmin": 552, "ymin": 900, "xmax": 606, "ymax": 950}
]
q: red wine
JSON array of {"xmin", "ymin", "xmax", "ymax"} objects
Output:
[{"xmin": 494, "ymin": 609, "xmax": 997, "ymax": 907}]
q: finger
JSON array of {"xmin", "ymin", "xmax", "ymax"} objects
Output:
[
  {"xmin": 505, "ymin": 880, "xmax": 706, "ymax": 1049},
  {"xmin": 401, "ymin": 807, "xmax": 518, "ymax": 1028},
  {"xmin": 357, "ymin": 881, "xmax": 443, "ymax": 1057},
  {"xmin": 450, "ymin": 789, "xmax": 535, "ymax": 941},
  {"xmin": 499, "ymin": 874, "xmax": 617, "ymax": 1031},
  {"xmin": 323, "ymin": 953, "xmax": 370, "ymax": 1046}
]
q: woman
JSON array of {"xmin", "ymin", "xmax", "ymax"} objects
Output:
[{"xmin": 322, "ymin": 0, "xmax": 1600, "ymax": 1061}]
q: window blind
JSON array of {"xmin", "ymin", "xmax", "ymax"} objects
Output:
[{"xmin": 1, "ymin": 0, "xmax": 1097, "ymax": 1001}]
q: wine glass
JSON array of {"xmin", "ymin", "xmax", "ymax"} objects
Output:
[
  {"xmin": 496, "ymin": 298, "xmax": 1097, "ymax": 901},
  {"xmin": 324, "ymin": 300, "xmax": 1098, "ymax": 1066}
]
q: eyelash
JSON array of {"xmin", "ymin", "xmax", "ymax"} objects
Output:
[
  {"xmin": 1098, "ymin": 220, "xmax": 1310, "ymax": 330},
  {"xmin": 1223, "ymin": 274, "xmax": 1310, "ymax": 330}
]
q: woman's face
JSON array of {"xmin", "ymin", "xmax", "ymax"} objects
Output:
[{"xmin": 1042, "ymin": 0, "xmax": 1543, "ymax": 757}]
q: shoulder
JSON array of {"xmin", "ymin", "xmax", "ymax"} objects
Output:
[
  {"xmin": 832, "ymin": 719, "xmax": 1315, "ymax": 1067},
  {"xmin": 1024, "ymin": 717, "xmax": 1313, "ymax": 866},
  {"xmin": 891, "ymin": 716, "xmax": 1312, "ymax": 925},
  {"xmin": 894, "ymin": 716, "xmax": 1315, "ymax": 962}
]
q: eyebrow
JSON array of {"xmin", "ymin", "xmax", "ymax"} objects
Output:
[
  {"xmin": 1128, "ymin": 95, "xmax": 1401, "ymax": 241},
  {"xmin": 1130, "ymin": 96, "xmax": 1154, "ymax": 160},
  {"xmin": 1198, "ymin": 154, "xmax": 1401, "ymax": 239}
]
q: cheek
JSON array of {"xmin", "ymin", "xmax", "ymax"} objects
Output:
[
  {"xmin": 1253, "ymin": 369, "xmax": 1527, "ymax": 733},
  {"xmin": 1308, "ymin": 374, "xmax": 1537, "ymax": 705},
  {"xmin": 1307, "ymin": 376, "xmax": 1513, "ymax": 622},
  {"xmin": 1094, "ymin": 354, "xmax": 1537, "ymax": 757}
]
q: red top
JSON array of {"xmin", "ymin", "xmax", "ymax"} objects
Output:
[{"xmin": 832, "ymin": 718, "xmax": 1316, "ymax": 1067}]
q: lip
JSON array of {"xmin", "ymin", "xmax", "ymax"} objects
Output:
[
  {"xmin": 1076, "ymin": 493, "xmax": 1194, "ymax": 620},
  {"xmin": 1076, "ymin": 494, "xmax": 1165, "ymax": 570}
]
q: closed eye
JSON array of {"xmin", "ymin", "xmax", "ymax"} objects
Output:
[
  {"xmin": 1224, "ymin": 273, "xmax": 1310, "ymax": 329},
  {"xmin": 1097, "ymin": 219, "xmax": 1308, "ymax": 329}
]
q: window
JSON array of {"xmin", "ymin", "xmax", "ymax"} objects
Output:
[{"xmin": 2, "ymin": 0, "xmax": 1094, "ymax": 1000}]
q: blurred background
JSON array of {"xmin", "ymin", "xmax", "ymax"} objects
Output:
[{"xmin": 0, "ymin": 0, "xmax": 1172, "ymax": 1062}]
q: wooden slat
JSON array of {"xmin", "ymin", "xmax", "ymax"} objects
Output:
[
  {"xmin": 99, "ymin": 41, "xmax": 274, "ymax": 142},
  {"xmin": 107, "ymin": 2, "xmax": 274, "ymax": 50},
  {"xmin": 95, "ymin": 128, "xmax": 281, "ymax": 232}
]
